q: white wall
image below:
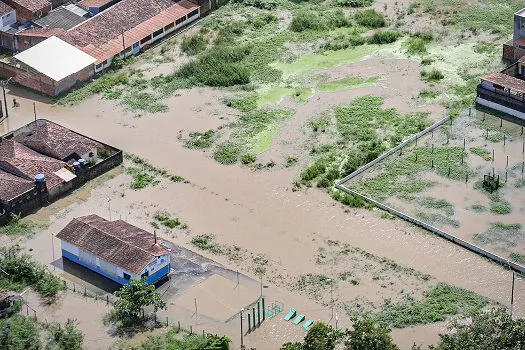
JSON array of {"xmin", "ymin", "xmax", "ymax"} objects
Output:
[
  {"xmin": 62, "ymin": 241, "xmax": 79, "ymax": 256},
  {"xmin": 0, "ymin": 10, "xmax": 16, "ymax": 30}
]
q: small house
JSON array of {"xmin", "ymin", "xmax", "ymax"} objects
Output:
[
  {"xmin": 2, "ymin": 0, "xmax": 51, "ymax": 23},
  {"xmin": 56, "ymin": 215, "xmax": 171, "ymax": 285}
]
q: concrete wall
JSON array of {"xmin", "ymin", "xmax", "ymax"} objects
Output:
[
  {"xmin": 3, "ymin": 1, "xmax": 51, "ymax": 22},
  {"xmin": 0, "ymin": 10, "xmax": 16, "ymax": 29},
  {"xmin": 55, "ymin": 64, "xmax": 95, "ymax": 96},
  {"xmin": 0, "ymin": 185, "xmax": 48, "ymax": 225}
]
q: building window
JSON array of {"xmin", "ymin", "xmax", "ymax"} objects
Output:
[
  {"xmin": 165, "ymin": 23, "xmax": 174, "ymax": 31},
  {"xmin": 123, "ymin": 273, "xmax": 131, "ymax": 280},
  {"xmin": 153, "ymin": 28, "xmax": 163, "ymax": 37},
  {"xmin": 95, "ymin": 63, "xmax": 103, "ymax": 70},
  {"xmin": 140, "ymin": 35, "xmax": 151, "ymax": 45},
  {"xmin": 188, "ymin": 9, "xmax": 199, "ymax": 18},
  {"xmin": 141, "ymin": 271, "xmax": 149, "ymax": 279},
  {"xmin": 133, "ymin": 42, "xmax": 139, "ymax": 49},
  {"xmin": 175, "ymin": 16, "xmax": 186, "ymax": 25}
]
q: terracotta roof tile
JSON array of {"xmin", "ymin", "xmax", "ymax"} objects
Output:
[
  {"xmin": 0, "ymin": 169, "xmax": 34, "ymax": 202},
  {"xmin": 4, "ymin": 0, "xmax": 50, "ymax": 13},
  {"xmin": 0, "ymin": 2, "xmax": 13, "ymax": 16},
  {"xmin": 57, "ymin": 215, "xmax": 169, "ymax": 274},
  {"xmin": 481, "ymin": 72, "xmax": 525, "ymax": 95},
  {"xmin": 14, "ymin": 120, "xmax": 102, "ymax": 160},
  {"xmin": 60, "ymin": 0, "xmax": 199, "ymax": 64},
  {"xmin": 17, "ymin": 27, "xmax": 65, "ymax": 38},
  {"xmin": 0, "ymin": 137, "xmax": 66, "ymax": 190},
  {"xmin": 79, "ymin": 0, "xmax": 116, "ymax": 8}
]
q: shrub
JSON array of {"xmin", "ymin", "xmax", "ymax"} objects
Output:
[
  {"xmin": 232, "ymin": 0, "xmax": 277, "ymax": 9},
  {"xmin": 354, "ymin": 9, "xmax": 386, "ymax": 28},
  {"xmin": 214, "ymin": 142, "xmax": 242, "ymax": 165},
  {"xmin": 176, "ymin": 46, "xmax": 251, "ymax": 87},
  {"xmin": 405, "ymin": 32, "xmax": 433, "ymax": 55},
  {"xmin": 249, "ymin": 13, "xmax": 278, "ymax": 28},
  {"xmin": 290, "ymin": 11, "xmax": 325, "ymax": 32},
  {"xmin": 35, "ymin": 273, "xmax": 65, "ymax": 299},
  {"xmin": 336, "ymin": 0, "xmax": 373, "ymax": 7},
  {"xmin": 241, "ymin": 154, "xmax": 256, "ymax": 164},
  {"xmin": 368, "ymin": 30, "xmax": 400, "ymax": 44},
  {"xmin": 420, "ymin": 69, "xmax": 444, "ymax": 82},
  {"xmin": 181, "ymin": 34, "xmax": 207, "ymax": 55}
]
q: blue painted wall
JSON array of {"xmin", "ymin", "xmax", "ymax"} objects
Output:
[{"xmin": 62, "ymin": 249, "xmax": 169, "ymax": 285}]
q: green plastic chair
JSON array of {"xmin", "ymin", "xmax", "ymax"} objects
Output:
[
  {"xmin": 303, "ymin": 319, "xmax": 313, "ymax": 330},
  {"xmin": 293, "ymin": 314, "xmax": 305, "ymax": 325},
  {"xmin": 284, "ymin": 308, "xmax": 296, "ymax": 321}
]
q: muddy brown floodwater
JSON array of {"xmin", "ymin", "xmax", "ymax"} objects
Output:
[{"xmin": 1, "ymin": 69, "xmax": 524, "ymax": 350}]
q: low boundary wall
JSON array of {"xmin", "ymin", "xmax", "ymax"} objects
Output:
[{"xmin": 336, "ymin": 115, "xmax": 525, "ymax": 274}]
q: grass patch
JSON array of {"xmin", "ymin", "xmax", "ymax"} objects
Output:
[
  {"xmin": 286, "ymin": 156, "xmax": 298, "ymax": 167},
  {"xmin": 336, "ymin": 0, "xmax": 373, "ymax": 7},
  {"xmin": 421, "ymin": 69, "xmax": 444, "ymax": 83},
  {"xmin": 372, "ymin": 283, "xmax": 490, "ymax": 328},
  {"xmin": 510, "ymin": 253, "xmax": 525, "ymax": 265},
  {"xmin": 404, "ymin": 31, "xmax": 433, "ymax": 56},
  {"xmin": 490, "ymin": 200, "xmax": 511, "ymax": 215},
  {"xmin": 416, "ymin": 212, "xmax": 460, "ymax": 228},
  {"xmin": 354, "ymin": 9, "xmax": 386, "ymax": 28},
  {"xmin": 125, "ymin": 168, "xmax": 159, "ymax": 189},
  {"xmin": 471, "ymin": 204, "xmax": 487, "ymax": 212},
  {"xmin": 214, "ymin": 142, "xmax": 242, "ymax": 165},
  {"xmin": 318, "ymin": 76, "xmax": 380, "ymax": 92},
  {"xmin": 473, "ymin": 222, "xmax": 523, "ymax": 249},
  {"xmin": 470, "ymin": 147, "xmax": 491, "ymax": 161},
  {"xmin": 181, "ymin": 34, "xmax": 207, "ymax": 55},
  {"xmin": 418, "ymin": 89, "xmax": 438, "ymax": 99},
  {"xmin": 368, "ymin": 31, "xmax": 401, "ymax": 44},
  {"xmin": 185, "ymin": 130, "xmax": 215, "ymax": 149},
  {"xmin": 295, "ymin": 273, "xmax": 332, "ymax": 300},
  {"xmin": 125, "ymin": 153, "xmax": 186, "ymax": 187},
  {"xmin": 152, "ymin": 212, "xmax": 185, "ymax": 229},
  {"xmin": 0, "ymin": 214, "xmax": 37, "ymax": 236},
  {"xmin": 420, "ymin": 197, "xmax": 455, "ymax": 216},
  {"xmin": 190, "ymin": 234, "xmax": 243, "ymax": 260},
  {"xmin": 58, "ymin": 72, "xmax": 128, "ymax": 105}
]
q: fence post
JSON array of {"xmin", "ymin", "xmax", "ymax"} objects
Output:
[
  {"xmin": 257, "ymin": 300, "xmax": 261, "ymax": 327},
  {"xmin": 262, "ymin": 297, "xmax": 266, "ymax": 321},
  {"xmin": 248, "ymin": 314, "xmax": 251, "ymax": 332},
  {"xmin": 178, "ymin": 321, "xmax": 180, "ymax": 333},
  {"xmin": 106, "ymin": 295, "xmax": 109, "ymax": 304},
  {"xmin": 166, "ymin": 317, "xmax": 168, "ymax": 327},
  {"xmin": 190, "ymin": 325, "xmax": 193, "ymax": 334},
  {"xmin": 73, "ymin": 283, "xmax": 75, "ymax": 292}
]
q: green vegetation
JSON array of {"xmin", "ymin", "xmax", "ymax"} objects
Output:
[
  {"xmin": 421, "ymin": 69, "xmax": 444, "ymax": 83},
  {"xmin": 473, "ymin": 222, "xmax": 523, "ymax": 249},
  {"xmin": 105, "ymin": 279, "xmax": 166, "ymax": 330},
  {"xmin": 416, "ymin": 212, "xmax": 460, "ymax": 228},
  {"xmin": 58, "ymin": 71, "xmax": 129, "ymax": 106},
  {"xmin": 286, "ymin": 156, "xmax": 298, "ymax": 167},
  {"xmin": 152, "ymin": 212, "xmax": 185, "ymax": 229},
  {"xmin": 214, "ymin": 142, "xmax": 242, "ymax": 165},
  {"xmin": 490, "ymin": 201, "xmax": 511, "ymax": 215},
  {"xmin": 510, "ymin": 253, "xmax": 525, "ymax": 265},
  {"xmin": 405, "ymin": 31, "xmax": 433, "ymax": 56},
  {"xmin": 296, "ymin": 273, "xmax": 332, "ymax": 300},
  {"xmin": 125, "ymin": 153, "xmax": 186, "ymax": 188},
  {"xmin": 241, "ymin": 154, "xmax": 256, "ymax": 164},
  {"xmin": 336, "ymin": 0, "xmax": 374, "ymax": 7},
  {"xmin": 0, "ymin": 315, "xmax": 41, "ymax": 350},
  {"xmin": 368, "ymin": 31, "xmax": 401, "ymax": 44},
  {"xmin": 354, "ymin": 9, "xmax": 386, "ymax": 28},
  {"xmin": 191, "ymin": 234, "xmax": 243, "ymax": 260},
  {"xmin": 181, "ymin": 34, "xmax": 207, "ymax": 55},
  {"xmin": 372, "ymin": 283, "xmax": 490, "ymax": 328},
  {"xmin": 318, "ymin": 76, "xmax": 380, "ymax": 92},
  {"xmin": 224, "ymin": 95, "xmax": 257, "ymax": 112},
  {"xmin": 114, "ymin": 328, "xmax": 230, "ymax": 350},
  {"xmin": 471, "ymin": 204, "xmax": 486, "ymax": 212},
  {"xmin": 290, "ymin": 10, "xmax": 350, "ymax": 33},
  {"xmin": 46, "ymin": 319, "xmax": 84, "ymax": 350},
  {"xmin": 185, "ymin": 130, "xmax": 215, "ymax": 149},
  {"xmin": 470, "ymin": 147, "xmax": 491, "ymax": 161},
  {"xmin": 420, "ymin": 197, "xmax": 455, "ymax": 216},
  {"xmin": 0, "ymin": 246, "xmax": 64, "ymax": 299},
  {"xmin": 0, "ymin": 214, "xmax": 37, "ymax": 236},
  {"xmin": 418, "ymin": 89, "xmax": 438, "ymax": 99}
]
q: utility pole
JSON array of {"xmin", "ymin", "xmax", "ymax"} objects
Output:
[
  {"xmin": 511, "ymin": 271, "xmax": 516, "ymax": 319},
  {"xmin": 51, "ymin": 233, "xmax": 55, "ymax": 271},
  {"xmin": 240, "ymin": 308, "xmax": 244, "ymax": 349},
  {"xmin": 121, "ymin": 28, "xmax": 125, "ymax": 52}
]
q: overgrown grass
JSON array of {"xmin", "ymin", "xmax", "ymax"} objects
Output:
[
  {"xmin": 185, "ymin": 131, "xmax": 215, "ymax": 149},
  {"xmin": 0, "ymin": 214, "xmax": 37, "ymax": 236},
  {"xmin": 421, "ymin": 69, "xmax": 444, "ymax": 83},
  {"xmin": 295, "ymin": 273, "xmax": 332, "ymax": 300},
  {"xmin": 420, "ymin": 197, "xmax": 455, "ymax": 216},
  {"xmin": 368, "ymin": 31, "xmax": 401, "ymax": 44},
  {"xmin": 336, "ymin": 0, "xmax": 373, "ymax": 7},
  {"xmin": 181, "ymin": 34, "xmax": 207, "ymax": 55},
  {"xmin": 416, "ymin": 212, "xmax": 460, "ymax": 228},
  {"xmin": 473, "ymin": 222, "xmax": 523, "ymax": 249},
  {"xmin": 152, "ymin": 212, "xmax": 185, "ymax": 229},
  {"xmin": 490, "ymin": 201, "xmax": 512, "ymax": 215},
  {"xmin": 354, "ymin": 9, "xmax": 386, "ymax": 28},
  {"xmin": 470, "ymin": 147, "xmax": 491, "ymax": 161},
  {"xmin": 404, "ymin": 31, "xmax": 433, "ymax": 56},
  {"xmin": 125, "ymin": 153, "xmax": 186, "ymax": 188},
  {"xmin": 372, "ymin": 283, "xmax": 490, "ymax": 328},
  {"xmin": 190, "ymin": 234, "xmax": 243, "ymax": 260},
  {"xmin": 318, "ymin": 76, "xmax": 380, "ymax": 92}
]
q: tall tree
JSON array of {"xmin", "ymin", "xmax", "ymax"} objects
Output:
[
  {"xmin": 45, "ymin": 319, "xmax": 84, "ymax": 350},
  {"xmin": 303, "ymin": 322, "xmax": 341, "ymax": 350},
  {"xmin": 345, "ymin": 318, "xmax": 399, "ymax": 350},
  {"xmin": 433, "ymin": 308, "xmax": 525, "ymax": 350},
  {"xmin": 109, "ymin": 278, "xmax": 167, "ymax": 328}
]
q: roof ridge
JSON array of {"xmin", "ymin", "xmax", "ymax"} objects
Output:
[{"xmin": 76, "ymin": 216, "xmax": 164, "ymax": 258}]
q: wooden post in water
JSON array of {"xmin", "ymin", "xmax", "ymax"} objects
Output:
[
  {"xmin": 492, "ymin": 149, "xmax": 495, "ymax": 162},
  {"xmin": 507, "ymin": 155, "xmax": 509, "ymax": 168}
]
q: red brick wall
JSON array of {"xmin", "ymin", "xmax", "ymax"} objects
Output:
[
  {"xmin": 16, "ymin": 35, "xmax": 47, "ymax": 52},
  {"xmin": 0, "ymin": 62, "xmax": 55, "ymax": 95}
]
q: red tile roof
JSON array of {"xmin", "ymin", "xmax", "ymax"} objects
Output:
[
  {"xmin": 0, "ymin": 169, "xmax": 33, "ymax": 202},
  {"xmin": 60, "ymin": 0, "xmax": 199, "ymax": 64},
  {"xmin": 0, "ymin": 2, "xmax": 13, "ymax": 16},
  {"xmin": 17, "ymin": 27, "xmax": 66, "ymax": 38},
  {"xmin": 3, "ymin": 0, "xmax": 50, "ymax": 13},
  {"xmin": 14, "ymin": 120, "xmax": 102, "ymax": 160},
  {"xmin": 0, "ymin": 138, "xmax": 66, "ymax": 190},
  {"xmin": 481, "ymin": 72, "xmax": 525, "ymax": 95},
  {"xmin": 79, "ymin": 0, "xmax": 115, "ymax": 8},
  {"xmin": 57, "ymin": 215, "xmax": 169, "ymax": 274}
]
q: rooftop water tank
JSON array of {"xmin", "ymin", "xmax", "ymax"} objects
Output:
[
  {"xmin": 78, "ymin": 159, "xmax": 86, "ymax": 166},
  {"xmin": 73, "ymin": 162, "xmax": 80, "ymax": 169},
  {"xmin": 35, "ymin": 174, "xmax": 45, "ymax": 183}
]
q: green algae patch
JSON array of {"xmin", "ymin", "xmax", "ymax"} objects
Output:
[{"xmin": 318, "ymin": 75, "xmax": 380, "ymax": 92}]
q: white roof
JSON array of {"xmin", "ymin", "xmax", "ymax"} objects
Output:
[
  {"xmin": 54, "ymin": 168, "xmax": 77, "ymax": 182},
  {"xmin": 14, "ymin": 36, "xmax": 96, "ymax": 82}
]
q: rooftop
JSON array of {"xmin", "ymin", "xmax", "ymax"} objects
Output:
[
  {"xmin": 14, "ymin": 120, "xmax": 103, "ymax": 161},
  {"xmin": 60, "ymin": 0, "xmax": 199, "ymax": 63},
  {"xmin": 17, "ymin": 27, "xmax": 66, "ymax": 38},
  {"xmin": 481, "ymin": 72, "xmax": 525, "ymax": 95},
  {"xmin": 56, "ymin": 215, "xmax": 169, "ymax": 274},
  {"xmin": 0, "ymin": 2, "xmax": 13, "ymax": 17},
  {"xmin": 0, "ymin": 137, "xmax": 67, "ymax": 190},
  {"xmin": 79, "ymin": 0, "xmax": 117, "ymax": 8},
  {"xmin": 4, "ymin": 0, "xmax": 50, "ymax": 12},
  {"xmin": 14, "ymin": 36, "xmax": 96, "ymax": 82},
  {"xmin": 34, "ymin": 6, "xmax": 87, "ymax": 30},
  {"xmin": 0, "ymin": 169, "xmax": 33, "ymax": 202}
]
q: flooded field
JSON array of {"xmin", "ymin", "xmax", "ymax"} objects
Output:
[{"xmin": 345, "ymin": 111, "xmax": 525, "ymax": 266}]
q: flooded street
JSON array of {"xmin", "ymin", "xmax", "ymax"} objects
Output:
[{"xmin": 2, "ymin": 69, "xmax": 524, "ymax": 350}]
